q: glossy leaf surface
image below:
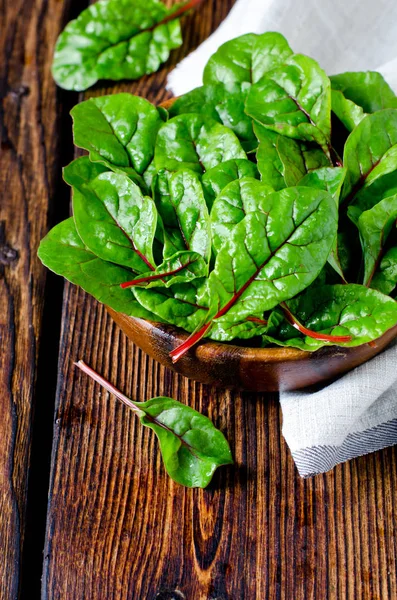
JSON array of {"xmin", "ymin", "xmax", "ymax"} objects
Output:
[
  {"xmin": 121, "ymin": 251, "xmax": 207, "ymax": 289},
  {"xmin": 154, "ymin": 114, "xmax": 246, "ymax": 174},
  {"xmin": 266, "ymin": 284, "xmax": 397, "ymax": 350},
  {"xmin": 331, "ymin": 89, "xmax": 365, "ymax": 132},
  {"xmin": 202, "ymin": 159, "xmax": 259, "ymax": 208},
  {"xmin": 52, "ymin": 0, "xmax": 183, "ymax": 91},
  {"xmin": 371, "ymin": 247, "xmax": 397, "ymax": 295},
  {"xmin": 331, "ymin": 71, "xmax": 397, "ymax": 113}
]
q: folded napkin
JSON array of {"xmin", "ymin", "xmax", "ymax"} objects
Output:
[{"xmin": 167, "ymin": 0, "xmax": 397, "ymax": 476}]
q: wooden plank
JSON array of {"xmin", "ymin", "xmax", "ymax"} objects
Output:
[
  {"xmin": 0, "ymin": 0, "xmax": 78, "ymax": 597},
  {"xmin": 43, "ymin": 1, "xmax": 397, "ymax": 598}
]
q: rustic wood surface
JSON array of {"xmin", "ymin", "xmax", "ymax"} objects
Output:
[
  {"xmin": 1, "ymin": 0, "xmax": 397, "ymax": 598},
  {"xmin": 0, "ymin": 0, "xmax": 77, "ymax": 597}
]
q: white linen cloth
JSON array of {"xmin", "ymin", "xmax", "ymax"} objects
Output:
[{"xmin": 167, "ymin": 0, "xmax": 397, "ymax": 476}]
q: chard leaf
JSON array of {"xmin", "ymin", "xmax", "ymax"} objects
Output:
[
  {"xmin": 38, "ymin": 218, "xmax": 159, "ymax": 320},
  {"xmin": 171, "ymin": 187, "xmax": 337, "ymax": 355},
  {"xmin": 342, "ymin": 110, "xmax": 397, "ymax": 203},
  {"xmin": 133, "ymin": 280, "xmax": 208, "ymax": 332},
  {"xmin": 71, "ymin": 94, "xmax": 163, "ymax": 188},
  {"xmin": 203, "ymin": 32, "xmax": 293, "ymax": 87},
  {"xmin": 52, "ymin": 0, "xmax": 184, "ymax": 91},
  {"xmin": 331, "ymin": 89, "xmax": 366, "ymax": 132},
  {"xmin": 72, "ymin": 171, "xmax": 157, "ymax": 272},
  {"xmin": 298, "ymin": 167, "xmax": 347, "ymax": 280},
  {"xmin": 371, "ymin": 247, "xmax": 397, "ymax": 295},
  {"xmin": 265, "ymin": 284, "xmax": 397, "ymax": 350},
  {"xmin": 153, "ymin": 169, "xmax": 211, "ymax": 262},
  {"xmin": 63, "ymin": 156, "xmax": 108, "ymax": 187},
  {"xmin": 330, "ymin": 71, "xmax": 397, "ymax": 113},
  {"xmin": 154, "ymin": 114, "xmax": 246, "ymax": 174},
  {"xmin": 202, "ymin": 159, "xmax": 259, "ymax": 208},
  {"xmin": 254, "ymin": 123, "xmax": 330, "ymax": 191},
  {"xmin": 210, "ymin": 177, "xmax": 273, "ymax": 253},
  {"xmin": 76, "ymin": 361, "xmax": 233, "ymax": 489},
  {"xmin": 246, "ymin": 55, "xmax": 332, "ymax": 156},
  {"xmin": 121, "ymin": 251, "xmax": 207, "ymax": 289},
  {"xmin": 168, "ymin": 83, "xmax": 256, "ymax": 152},
  {"xmin": 349, "ymin": 170, "xmax": 397, "ymax": 214},
  {"xmin": 354, "ymin": 194, "xmax": 397, "ymax": 286}
]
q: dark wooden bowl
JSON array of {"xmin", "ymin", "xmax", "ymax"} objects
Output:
[{"xmin": 107, "ymin": 308, "xmax": 397, "ymax": 392}]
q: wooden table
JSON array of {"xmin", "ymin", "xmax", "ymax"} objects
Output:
[{"xmin": 1, "ymin": 1, "xmax": 397, "ymax": 598}]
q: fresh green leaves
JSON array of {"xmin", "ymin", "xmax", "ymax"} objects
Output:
[
  {"xmin": 203, "ymin": 32, "xmax": 293, "ymax": 86},
  {"xmin": 76, "ymin": 360, "xmax": 233, "ymax": 488},
  {"xmin": 71, "ymin": 95, "xmax": 162, "ymax": 187},
  {"xmin": 153, "ymin": 169, "xmax": 211, "ymax": 261},
  {"xmin": 52, "ymin": 0, "xmax": 185, "ymax": 91},
  {"xmin": 246, "ymin": 55, "xmax": 332, "ymax": 157},
  {"xmin": 154, "ymin": 114, "xmax": 246, "ymax": 173},
  {"xmin": 40, "ymin": 31, "xmax": 397, "ymax": 363},
  {"xmin": 266, "ymin": 285, "xmax": 397, "ymax": 351},
  {"xmin": 38, "ymin": 219, "xmax": 159, "ymax": 320},
  {"xmin": 330, "ymin": 71, "xmax": 397, "ymax": 113}
]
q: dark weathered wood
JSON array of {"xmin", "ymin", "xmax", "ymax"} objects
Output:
[
  {"xmin": 0, "ymin": 1, "xmax": 77, "ymax": 597},
  {"xmin": 43, "ymin": 1, "xmax": 397, "ymax": 598}
]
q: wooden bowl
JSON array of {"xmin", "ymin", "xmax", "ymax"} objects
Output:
[{"xmin": 107, "ymin": 308, "xmax": 397, "ymax": 392}]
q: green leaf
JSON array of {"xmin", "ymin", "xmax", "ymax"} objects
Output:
[
  {"xmin": 342, "ymin": 109, "xmax": 397, "ymax": 203},
  {"xmin": 71, "ymin": 94, "xmax": 163, "ymax": 188},
  {"xmin": 71, "ymin": 170, "xmax": 157, "ymax": 272},
  {"xmin": 202, "ymin": 159, "xmax": 259, "ymax": 208},
  {"xmin": 121, "ymin": 251, "xmax": 208, "ymax": 289},
  {"xmin": 52, "ymin": 0, "xmax": 183, "ymax": 91},
  {"xmin": 354, "ymin": 194, "xmax": 397, "ymax": 285},
  {"xmin": 63, "ymin": 156, "xmax": 109, "ymax": 187},
  {"xmin": 254, "ymin": 123, "xmax": 330, "ymax": 191},
  {"xmin": 153, "ymin": 169, "xmax": 211, "ymax": 262},
  {"xmin": 139, "ymin": 396, "xmax": 233, "ymax": 487},
  {"xmin": 371, "ymin": 247, "xmax": 397, "ymax": 295},
  {"xmin": 133, "ymin": 280, "xmax": 208, "ymax": 332},
  {"xmin": 76, "ymin": 361, "xmax": 233, "ymax": 489},
  {"xmin": 168, "ymin": 82, "xmax": 256, "ymax": 152},
  {"xmin": 330, "ymin": 71, "xmax": 397, "ymax": 113},
  {"xmin": 349, "ymin": 170, "xmax": 397, "ymax": 215},
  {"xmin": 265, "ymin": 284, "xmax": 397, "ymax": 350},
  {"xmin": 210, "ymin": 177, "xmax": 273, "ymax": 254},
  {"xmin": 38, "ymin": 218, "xmax": 159, "ymax": 320},
  {"xmin": 331, "ymin": 89, "xmax": 366, "ymax": 132},
  {"xmin": 246, "ymin": 54, "xmax": 332, "ymax": 156},
  {"xmin": 154, "ymin": 113, "xmax": 246, "ymax": 174},
  {"xmin": 298, "ymin": 167, "xmax": 347, "ymax": 280},
  {"xmin": 203, "ymin": 32, "xmax": 293, "ymax": 87},
  {"xmin": 204, "ymin": 187, "xmax": 338, "ymax": 340}
]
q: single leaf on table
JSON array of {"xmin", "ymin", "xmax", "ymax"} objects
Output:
[
  {"xmin": 330, "ymin": 71, "xmax": 397, "ymax": 113},
  {"xmin": 353, "ymin": 194, "xmax": 397, "ymax": 286},
  {"xmin": 298, "ymin": 167, "xmax": 347, "ymax": 280},
  {"xmin": 76, "ymin": 361, "xmax": 233, "ymax": 488},
  {"xmin": 171, "ymin": 187, "xmax": 338, "ymax": 358},
  {"xmin": 371, "ymin": 247, "xmax": 397, "ymax": 295},
  {"xmin": 254, "ymin": 123, "xmax": 330, "ymax": 191},
  {"xmin": 72, "ymin": 171, "xmax": 157, "ymax": 272},
  {"xmin": 153, "ymin": 168, "xmax": 211, "ymax": 262},
  {"xmin": 210, "ymin": 177, "xmax": 273, "ymax": 254},
  {"xmin": 342, "ymin": 109, "xmax": 397, "ymax": 203},
  {"xmin": 203, "ymin": 32, "xmax": 293, "ymax": 87},
  {"xmin": 71, "ymin": 94, "xmax": 163, "ymax": 189},
  {"xmin": 52, "ymin": 0, "xmax": 189, "ymax": 91},
  {"xmin": 154, "ymin": 113, "xmax": 246, "ymax": 174},
  {"xmin": 38, "ymin": 218, "xmax": 159, "ymax": 320},
  {"xmin": 331, "ymin": 89, "xmax": 366, "ymax": 132},
  {"xmin": 133, "ymin": 280, "xmax": 209, "ymax": 333},
  {"xmin": 168, "ymin": 83, "xmax": 257, "ymax": 152},
  {"xmin": 120, "ymin": 250, "xmax": 207, "ymax": 289},
  {"xmin": 265, "ymin": 284, "xmax": 397, "ymax": 351},
  {"xmin": 202, "ymin": 159, "xmax": 259, "ymax": 208},
  {"xmin": 246, "ymin": 54, "xmax": 333, "ymax": 158}
]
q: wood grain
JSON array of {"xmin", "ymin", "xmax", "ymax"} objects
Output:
[
  {"xmin": 42, "ymin": 1, "xmax": 397, "ymax": 598},
  {"xmin": 0, "ymin": 1, "xmax": 77, "ymax": 597}
]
